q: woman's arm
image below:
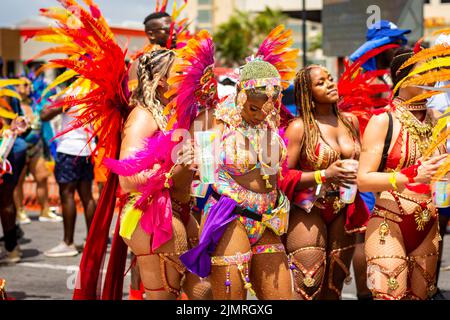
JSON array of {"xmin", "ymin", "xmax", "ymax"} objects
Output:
[
  {"xmin": 118, "ymin": 106, "xmax": 159, "ymax": 193},
  {"xmin": 171, "ymin": 108, "xmax": 220, "ymax": 196},
  {"xmin": 40, "ymin": 105, "xmax": 63, "ymax": 122},
  {"xmin": 285, "ymin": 118, "xmax": 317, "ymax": 190},
  {"xmin": 357, "ymin": 112, "xmax": 410, "ymax": 193}
]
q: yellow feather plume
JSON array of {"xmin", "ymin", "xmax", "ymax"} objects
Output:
[
  {"xmin": 0, "ymin": 89, "xmax": 22, "ymax": 101},
  {"xmin": 423, "ymin": 127, "xmax": 449, "ymax": 158},
  {"xmin": 433, "ymin": 28, "xmax": 450, "ymax": 36},
  {"xmin": 393, "ymin": 69, "xmax": 450, "ymax": 94},
  {"xmin": 0, "ymin": 107, "xmax": 17, "ymax": 120},
  {"xmin": 399, "ymin": 44, "xmax": 450, "ymax": 71},
  {"xmin": 42, "ymin": 69, "xmax": 78, "ymax": 98},
  {"xmin": 0, "ymin": 79, "xmax": 26, "ymax": 88},
  {"xmin": 434, "ymin": 156, "xmax": 450, "ymax": 181}
]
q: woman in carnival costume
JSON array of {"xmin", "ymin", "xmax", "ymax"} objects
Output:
[
  {"xmin": 31, "ymin": 0, "xmax": 210, "ymax": 300},
  {"xmin": 281, "ymin": 64, "xmax": 370, "ymax": 300},
  {"xmin": 180, "ymin": 26, "xmax": 298, "ymax": 300},
  {"xmin": 358, "ymin": 43, "xmax": 449, "ymax": 299}
]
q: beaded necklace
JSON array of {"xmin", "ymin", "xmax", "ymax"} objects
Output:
[{"xmin": 393, "ymin": 98, "xmax": 433, "ymax": 154}]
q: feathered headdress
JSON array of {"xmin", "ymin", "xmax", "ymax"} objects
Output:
[
  {"xmin": 253, "ymin": 25, "xmax": 299, "ymax": 127},
  {"xmin": 105, "ymin": 30, "xmax": 218, "ymax": 194},
  {"xmin": 31, "ymin": 0, "xmax": 130, "ymax": 162},
  {"xmin": 338, "ymin": 43, "xmax": 400, "ymax": 135},
  {"xmin": 30, "ymin": 0, "xmax": 134, "ymax": 300},
  {"xmin": 163, "ymin": 30, "xmax": 218, "ymax": 130},
  {"xmin": 392, "ymin": 29, "xmax": 450, "ymax": 180},
  {"xmin": 256, "ymin": 25, "xmax": 299, "ymax": 90},
  {"xmin": 0, "ymin": 79, "xmax": 27, "ymax": 120}
]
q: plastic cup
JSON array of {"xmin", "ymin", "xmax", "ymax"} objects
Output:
[
  {"xmin": 432, "ymin": 179, "xmax": 449, "ymax": 208},
  {"xmin": 339, "ymin": 159, "xmax": 359, "ymax": 204},
  {"xmin": 194, "ymin": 131, "xmax": 217, "ymax": 184}
]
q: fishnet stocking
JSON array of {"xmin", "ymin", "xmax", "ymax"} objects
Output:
[
  {"xmin": 250, "ymin": 230, "xmax": 292, "ymax": 300},
  {"xmin": 182, "ymin": 213, "xmax": 212, "ymax": 300},
  {"xmin": 286, "ymin": 207, "xmax": 327, "ymax": 300},
  {"xmin": 365, "ymin": 212, "xmax": 439, "ymax": 300},
  {"xmin": 209, "ymin": 220, "xmax": 251, "ymax": 300},
  {"xmin": 320, "ymin": 210, "xmax": 356, "ymax": 300},
  {"xmin": 126, "ymin": 213, "xmax": 188, "ymax": 300},
  {"xmin": 366, "ymin": 216, "xmax": 408, "ymax": 299}
]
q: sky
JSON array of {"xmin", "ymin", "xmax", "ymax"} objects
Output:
[{"xmin": 0, "ymin": 0, "xmax": 175, "ymax": 27}]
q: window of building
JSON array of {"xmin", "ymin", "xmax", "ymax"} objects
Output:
[
  {"xmin": 198, "ymin": 9, "xmax": 212, "ymax": 23},
  {"xmin": 441, "ymin": 0, "xmax": 450, "ymax": 3},
  {"xmin": 198, "ymin": 0, "xmax": 212, "ymax": 5}
]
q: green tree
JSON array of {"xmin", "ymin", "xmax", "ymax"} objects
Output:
[
  {"xmin": 308, "ymin": 33, "xmax": 322, "ymax": 52},
  {"xmin": 214, "ymin": 7, "xmax": 287, "ymax": 67}
]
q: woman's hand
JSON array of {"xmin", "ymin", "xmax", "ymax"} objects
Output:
[
  {"xmin": 325, "ymin": 159, "xmax": 357, "ymax": 188},
  {"xmin": 414, "ymin": 154, "xmax": 448, "ymax": 184},
  {"xmin": 177, "ymin": 139, "xmax": 197, "ymax": 171},
  {"xmin": 10, "ymin": 116, "xmax": 28, "ymax": 134}
]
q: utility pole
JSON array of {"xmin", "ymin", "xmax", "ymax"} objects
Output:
[{"xmin": 302, "ymin": 0, "xmax": 307, "ymax": 67}]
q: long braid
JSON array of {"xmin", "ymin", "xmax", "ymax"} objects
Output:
[
  {"xmin": 294, "ymin": 65, "xmax": 359, "ymax": 164},
  {"xmin": 294, "ymin": 65, "xmax": 321, "ymax": 164},
  {"xmin": 130, "ymin": 49, "xmax": 175, "ymax": 113}
]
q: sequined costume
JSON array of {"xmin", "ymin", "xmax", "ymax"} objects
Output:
[
  {"xmin": 199, "ymin": 97, "xmax": 289, "ymax": 244},
  {"xmin": 180, "ymin": 26, "xmax": 299, "ymax": 297},
  {"xmin": 367, "ymin": 98, "xmax": 447, "ymax": 299}
]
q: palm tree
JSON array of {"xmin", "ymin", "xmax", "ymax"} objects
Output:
[{"xmin": 214, "ymin": 7, "xmax": 287, "ymax": 67}]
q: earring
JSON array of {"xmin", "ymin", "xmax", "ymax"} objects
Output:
[
  {"xmin": 237, "ymin": 90, "xmax": 247, "ymax": 106},
  {"xmin": 230, "ymin": 90, "xmax": 246, "ymax": 127}
]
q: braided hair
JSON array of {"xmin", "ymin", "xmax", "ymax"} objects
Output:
[
  {"xmin": 130, "ymin": 49, "xmax": 175, "ymax": 113},
  {"xmin": 294, "ymin": 65, "xmax": 359, "ymax": 164}
]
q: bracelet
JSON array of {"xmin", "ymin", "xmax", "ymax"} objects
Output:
[
  {"xmin": 388, "ymin": 171, "xmax": 398, "ymax": 191},
  {"xmin": 400, "ymin": 162, "xmax": 420, "ymax": 183},
  {"xmin": 320, "ymin": 170, "xmax": 327, "ymax": 183},
  {"xmin": 314, "ymin": 170, "xmax": 322, "ymax": 185}
]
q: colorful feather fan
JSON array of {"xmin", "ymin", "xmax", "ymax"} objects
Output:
[
  {"xmin": 395, "ymin": 29, "xmax": 450, "ymax": 180},
  {"xmin": 164, "ymin": 30, "xmax": 218, "ymax": 130},
  {"xmin": 254, "ymin": 25, "xmax": 300, "ymax": 127},
  {"xmin": 338, "ymin": 44, "xmax": 400, "ymax": 135},
  {"xmin": 105, "ymin": 29, "xmax": 218, "ymax": 195},
  {"xmin": 0, "ymin": 79, "xmax": 27, "ymax": 101},
  {"xmin": 256, "ymin": 25, "xmax": 300, "ymax": 90},
  {"xmin": 31, "ymin": 0, "xmax": 130, "ymax": 162}
]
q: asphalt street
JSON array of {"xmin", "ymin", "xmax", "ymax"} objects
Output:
[{"xmin": 1, "ymin": 210, "xmax": 449, "ymax": 300}]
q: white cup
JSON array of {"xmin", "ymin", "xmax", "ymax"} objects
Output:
[
  {"xmin": 432, "ymin": 178, "xmax": 450, "ymax": 208},
  {"xmin": 194, "ymin": 131, "xmax": 217, "ymax": 184},
  {"xmin": 339, "ymin": 159, "xmax": 359, "ymax": 204}
]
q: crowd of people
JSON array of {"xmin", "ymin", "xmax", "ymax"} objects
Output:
[{"xmin": 0, "ymin": 1, "xmax": 449, "ymax": 301}]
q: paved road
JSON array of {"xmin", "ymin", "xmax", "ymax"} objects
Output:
[{"xmin": 1, "ymin": 210, "xmax": 449, "ymax": 300}]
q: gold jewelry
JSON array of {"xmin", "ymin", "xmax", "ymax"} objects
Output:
[
  {"xmin": 396, "ymin": 96, "xmax": 427, "ymax": 111},
  {"xmin": 394, "ymin": 100, "xmax": 433, "ymax": 154},
  {"xmin": 237, "ymin": 90, "xmax": 247, "ymax": 106},
  {"xmin": 378, "ymin": 219, "xmax": 390, "ymax": 244}
]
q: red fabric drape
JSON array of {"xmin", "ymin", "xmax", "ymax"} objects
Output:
[
  {"xmin": 72, "ymin": 173, "xmax": 120, "ymax": 299},
  {"xmin": 278, "ymin": 169, "xmax": 302, "ymax": 202},
  {"xmin": 101, "ymin": 205, "xmax": 128, "ymax": 300}
]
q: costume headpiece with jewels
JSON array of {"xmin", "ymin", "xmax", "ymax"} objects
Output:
[
  {"xmin": 163, "ymin": 30, "xmax": 219, "ymax": 130},
  {"xmin": 234, "ymin": 56, "xmax": 282, "ymax": 128},
  {"xmin": 254, "ymin": 25, "xmax": 299, "ymax": 127},
  {"xmin": 29, "ymin": 0, "xmax": 185, "ymax": 300}
]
